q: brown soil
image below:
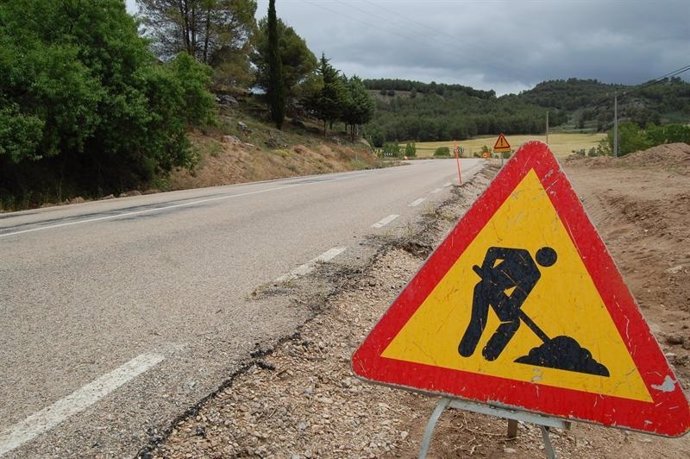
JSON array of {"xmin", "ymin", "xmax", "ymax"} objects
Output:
[
  {"xmin": 148, "ymin": 143, "xmax": 690, "ymax": 458},
  {"xmin": 169, "ymin": 133, "xmax": 379, "ymax": 190}
]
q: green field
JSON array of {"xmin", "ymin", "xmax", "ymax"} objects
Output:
[{"xmin": 405, "ymin": 133, "xmax": 607, "ymax": 158}]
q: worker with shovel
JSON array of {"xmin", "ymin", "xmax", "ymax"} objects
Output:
[{"xmin": 459, "ymin": 246, "xmax": 557, "ymax": 361}]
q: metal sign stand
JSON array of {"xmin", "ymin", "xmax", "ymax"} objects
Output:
[{"xmin": 418, "ymin": 398, "xmax": 568, "ymax": 459}]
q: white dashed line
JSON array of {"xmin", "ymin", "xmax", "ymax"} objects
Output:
[
  {"xmin": 371, "ymin": 214, "xmax": 399, "ymax": 229},
  {"xmin": 276, "ymin": 247, "xmax": 347, "ymax": 282},
  {"xmin": 0, "ymin": 353, "xmax": 165, "ymax": 456},
  {"xmin": 431, "ymin": 188, "xmax": 443, "ymax": 194},
  {"xmin": 444, "ymin": 182, "xmax": 453, "ymax": 187},
  {"xmin": 409, "ymin": 198, "xmax": 426, "ymax": 207}
]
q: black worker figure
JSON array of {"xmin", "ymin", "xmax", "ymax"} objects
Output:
[{"xmin": 458, "ymin": 246, "xmax": 557, "ymax": 361}]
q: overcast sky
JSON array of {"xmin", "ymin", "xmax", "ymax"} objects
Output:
[{"xmin": 128, "ymin": 0, "xmax": 690, "ymax": 95}]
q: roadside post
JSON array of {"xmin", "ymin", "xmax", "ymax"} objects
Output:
[
  {"xmin": 493, "ymin": 133, "xmax": 511, "ymax": 166},
  {"xmin": 453, "ymin": 143, "xmax": 462, "ymax": 185},
  {"xmin": 352, "ymin": 141, "xmax": 690, "ymax": 458}
]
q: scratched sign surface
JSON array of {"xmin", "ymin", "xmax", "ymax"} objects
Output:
[{"xmin": 352, "ymin": 141, "xmax": 690, "ymax": 437}]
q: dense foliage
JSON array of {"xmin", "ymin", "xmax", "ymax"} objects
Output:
[
  {"xmin": 0, "ymin": 0, "xmax": 216, "ymax": 208},
  {"xmin": 252, "ymin": 16, "xmax": 317, "ymax": 102},
  {"xmin": 604, "ymin": 123, "xmax": 690, "ymax": 156},
  {"xmin": 364, "ymin": 77, "xmax": 690, "ymax": 146},
  {"xmin": 137, "ymin": 0, "xmax": 256, "ymax": 63},
  {"xmin": 304, "ymin": 54, "xmax": 347, "ymax": 135},
  {"xmin": 520, "ymin": 77, "xmax": 690, "ymax": 131},
  {"xmin": 364, "ymin": 78, "xmax": 496, "ymax": 100},
  {"xmin": 365, "ymin": 87, "xmax": 566, "ymax": 146},
  {"xmin": 137, "ymin": 0, "xmax": 257, "ymax": 88}
]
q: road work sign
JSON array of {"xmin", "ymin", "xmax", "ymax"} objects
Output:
[
  {"xmin": 352, "ymin": 141, "xmax": 690, "ymax": 437},
  {"xmin": 493, "ymin": 133, "xmax": 511, "ymax": 152}
]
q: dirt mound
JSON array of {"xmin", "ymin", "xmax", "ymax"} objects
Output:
[
  {"xmin": 619, "ymin": 142, "xmax": 690, "ymax": 170},
  {"xmin": 564, "ymin": 142, "xmax": 690, "ymax": 172}
]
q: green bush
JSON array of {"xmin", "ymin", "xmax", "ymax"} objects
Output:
[
  {"xmin": 404, "ymin": 142, "xmax": 416, "ymax": 157},
  {"xmin": 0, "ymin": 0, "xmax": 217, "ymax": 207},
  {"xmin": 382, "ymin": 142, "xmax": 401, "ymax": 157},
  {"xmin": 433, "ymin": 146, "xmax": 450, "ymax": 157}
]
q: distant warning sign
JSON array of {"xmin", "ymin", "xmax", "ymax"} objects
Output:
[
  {"xmin": 493, "ymin": 133, "xmax": 511, "ymax": 152},
  {"xmin": 352, "ymin": 141, "xmax": 690, "ymax": 437}
]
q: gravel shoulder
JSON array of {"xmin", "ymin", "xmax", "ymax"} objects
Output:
[{"xmin": 146, "ymin": 144, "xmax": 690, "ymax": 458}]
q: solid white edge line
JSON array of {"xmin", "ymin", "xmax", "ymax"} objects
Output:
[
  {"xmin": 0, "ymin": 172, "xmax": 371, "ymax": 239},
  {"xmin": 409, "ymin": 198, "xmax": 426, "ymax": 207},
  {"xmin": 371, "ymin": 214, "xmax": 399, "ymax": 229},
  {"xmin": 276, "ymin": 247, "xmax": 347, "ymax": 282},
  {"xmin": 0, "ymin": 353, "xmax": 165, "ymax": 456},
  {"xmin": 0, "ymin": 186, "xmax": 297, "ymax": 239}
]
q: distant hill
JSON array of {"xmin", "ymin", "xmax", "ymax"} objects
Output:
[{"xmin": 363, "ymin": 77, "xmax": 690, "ymax": 145}]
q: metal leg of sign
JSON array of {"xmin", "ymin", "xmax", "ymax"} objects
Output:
[
  {"xmin": 540, "ymin": 426, "xmax": 557, "ymax": 459},
  {"xmin": 507, "ymin": 419, "xmax": 518, "ymax": 439},
  {"xmin": 418, "ymin": 398, "xmax": 451, "ymax": 459},
  {"xmin": 418, "ymin": 397, "xmax": 568, "ymax": 459}
]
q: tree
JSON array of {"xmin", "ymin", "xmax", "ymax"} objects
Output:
[
  {"xmin": 0, "ymin": 0, "xmax": 216, "ymax": 208},
  {"xmin": 341, "ymin": 76, "xmax": 375, "ymax": 141},
  {"xmin": 611, "ymin": 122, "xmax": 652, "ymax": 156},
  {"xmin": 266, "ymin": 0, "xmax": 285, "ymax": 129},
  {"xmin": 136, "ymin": 0, "xmax": 257, "ymax": 65},
  {"xmin": 252, "ymin": 17, "xmax": 317, "ymax": 103},
  {"xmin": 305, "ymin": 53, "xmax": 346, "ymax": 135}
]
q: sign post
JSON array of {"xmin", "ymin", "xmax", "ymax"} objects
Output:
[
  {"xmin": 493, "ymin": 133, "xmax": 512, "ymax": 165},
  {"xmin": 353, "ymin": 141, "xmax": 690, "ymax": 455},
  {"xmin": 453, "ymin": 143, "xmax": 462, "ymax": 185}
]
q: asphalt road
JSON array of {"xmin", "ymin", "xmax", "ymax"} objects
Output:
[{"xmin": 0, "ymin": 158, "xmax": 484, "ymax": 457}]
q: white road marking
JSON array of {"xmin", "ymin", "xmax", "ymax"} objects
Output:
[
  {"xmin": 431, "ymin": 188, "xmax": 443, "ymax": 194},
  {"xmin": 409, "ymin": 198, "xmax": 426, "ymax": 207},
  {"xmin": 0, "ymin": 172, "xmax": 368, "ymax": 239},
  {"xmin": 276, "ymin": 247, "xmax": 347, "ymax": 282},
  {"xmin": 0, "ymin": 353, "xmax": 165, "ymax": 456},
  {"xmin": 0, "ymin": 186, "xmax": 297, "ymax": 239},
  {"xmin": 371, "ymin": 214, "xmax": 399, "ymax": 229},
  {"xmin": 444, "ymin": 182, "xmax": 453, "ymax": 187}
]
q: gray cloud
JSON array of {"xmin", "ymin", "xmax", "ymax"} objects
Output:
[
  {"xmin": 255, "ymin": 0, "xmax": 690, "ymax": 94},
  {"xmin": 125, "ymin": 1, "xmax": 689, "ymax": 95}
]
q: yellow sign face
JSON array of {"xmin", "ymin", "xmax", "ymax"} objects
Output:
[
  {"xmin": 494, "ymin": 133, "xmax": 511, "ymax": 152},
  {"xmin": 382, "ymin": 170, "xmax": 651, "ymax": 402}
]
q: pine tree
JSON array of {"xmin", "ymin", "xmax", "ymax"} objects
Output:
[
  {"xmin": 341, "ymin": 76, "xmax": 375, "ymax": 141},
  {"xmin": 306, "ymin": 54, "xmax": 346, "ymax": 136},
  {"xmin": 267, "ymin": 0, "xmax": 286, "ymax": 129}
]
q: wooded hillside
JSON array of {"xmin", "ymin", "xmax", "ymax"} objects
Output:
[{"xmin": 364, "ymin": 77, "xmax": 690, "ymax": 145}]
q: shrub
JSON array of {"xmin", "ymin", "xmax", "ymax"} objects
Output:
[
  {"xmin": 434, "ymin": 146, "xmax": 450, "ymax": 157},
  {"xmin": 382, "ymin": 142, "xmax": 401, "ymax": 157}
]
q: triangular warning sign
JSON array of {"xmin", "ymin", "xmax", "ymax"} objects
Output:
[
  {"xmin": 493, "ymin": 133, "xmax": 511, "ymax": 151},
  {"xmin": 352, "ymin": 141, "xmax": 690, "ymax": 437}
]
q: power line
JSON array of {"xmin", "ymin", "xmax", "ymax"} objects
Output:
[
  {"xmin": 301, "ymin": 0, "xmax": 424, "ymax": 46},
  {"xmin": 301, "ymin": 0, "xmax": 489, "ymax": 72}
]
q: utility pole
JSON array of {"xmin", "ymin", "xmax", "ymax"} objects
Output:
[
  {"xmin": 613, "ymin": 93, "xmax": 618, "ymax": 157},
  {"xmin": 545, "ymin": 110, "xmax": 549, "ymax": 145}
]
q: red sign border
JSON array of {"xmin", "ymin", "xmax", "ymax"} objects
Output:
[
  {"xmin": 352, "ymin": 141, "xmax": 690, "ymax": 437},
  {"xmin": 493, "ymin": 133, "xmax": 511, "ymax": 151}
]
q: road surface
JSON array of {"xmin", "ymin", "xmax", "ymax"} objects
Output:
[{"xmin": 0, "ymin": 158, "xmax": 483, "ymax": 457}]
